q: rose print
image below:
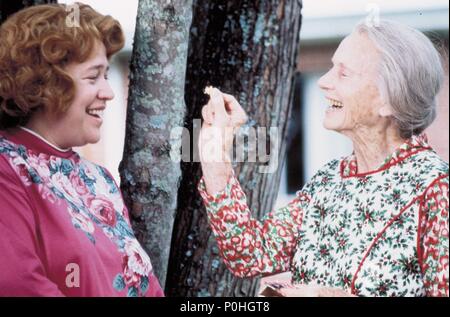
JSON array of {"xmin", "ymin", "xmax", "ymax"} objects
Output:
[
  {"xmin": 69, "ymin": 208, "xmax": 95, "ymax": 235},
  {"xmin": 86, "ymin": 196, "xmax": 117, "ymax": 227},
  {"xmin": 70, "ymin": 171, "xmax": 89, "ymax": 196},
  {"xmin": 115, "ymin": 237, "xmax": 153, "ymax": 295},
  {"xmin": 1, "ymin": 136, "xmax": 158, "ymax": 297}
]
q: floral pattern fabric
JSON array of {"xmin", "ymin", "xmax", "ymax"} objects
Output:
[
  {"xmin": 199, "ymin": 135, "xmax": 449, "ymax": 296},
  {"xmin": 0, "ymin": 129, "xmax": 163, "ymax": 297}
]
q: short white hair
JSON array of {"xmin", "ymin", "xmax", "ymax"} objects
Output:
[{"xmin": 355, "ymin": 20, "xmax": 445, "ymax": 139}]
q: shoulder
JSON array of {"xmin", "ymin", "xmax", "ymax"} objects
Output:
[
  {"xmin": 309, "ymin": 158, "xmax": 342, "ymax": 182},
  {"xmin": 0, "ymin": 133, "xmax": 19, "ymax": 157},
  {"xmin": 410, "ymin": 149, "xmax": 448, "ymax": 175},
  {"xmin": 0, "ymin": 137, "xmax": 26, "ymax": 190},
  {"xmin": 80, "ymin": 158, "xmax": 118, "ymax": 186},
  {"xmin": 423, "ymin": 173, "xmax": 448, "ymax": 200},
  {"xmin": 320, "ymin": 158, "xmax": 342, "ymax": 173},
  {"xmin": 406, "ymin": 150, "xmax": 448, "ymax": 195},
  {"xmin": 299, "ymin": 158, "xmax": 342, "ymax": 196},
  {"xmin": 0, "ymin": 155, "xmax": 24, "ymax": 190},
  {"xmin": 0, "ymin": 141, "xmax": 35, "ymax": 223}
]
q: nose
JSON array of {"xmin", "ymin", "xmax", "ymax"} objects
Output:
[
  {"xmin": 317, "ymin": 69, "xmax": 334, "ymax": 91},
  {"xmin": 99, "ymin": 79, "xmax": 115, "ymax": 101}
]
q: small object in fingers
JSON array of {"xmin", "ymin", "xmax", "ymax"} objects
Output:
[
  {"xmin": 204, "ymin": 86, "xmax": 219, "ymax": 108},
  {"xmin": 204, "ymin": 86, "xmax": 215, "ymax": 96},
  {"xmin": 204, "ymin": 86, "xmax": 233, "ymax": 115}
]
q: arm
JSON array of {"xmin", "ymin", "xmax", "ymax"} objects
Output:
[
  {"xmin": 198, "ymin": 89, "xmax": 355, "ymax": 297},
  {"xmin": 198, "ymin": 88, "xmax": 309, "ymax": 278},
  {"xmin": 198, "ymin": 172, "xmax": 309, "ymax": 278},
  {"xmin": 0, "ymin": 157, "xmax": 65, "ymax": 296},
  {"xmin": 419, "ymin": 175, "xmax": 449, "ymax": 297}
]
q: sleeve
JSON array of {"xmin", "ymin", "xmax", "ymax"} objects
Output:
[
  {"xmin": 198, "ymin": 173, "xmax": 310, "ymax": 278},
  {"xmin": 0, "ymin": 156, "xmax": 65, "ymax": 296},
  {"xmin": 418, "ymin": 175, "xmax": 449, "ymax": 297}
]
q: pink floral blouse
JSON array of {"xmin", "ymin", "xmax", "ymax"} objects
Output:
[
  {"xmin": 0, "ymin": 128, "xmax": 164, "ymax": 297},
  {"xmin": 199, "ymin": 135, "xmax": 449, "ymax": 297}
]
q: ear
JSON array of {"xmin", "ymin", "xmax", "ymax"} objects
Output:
[{"xmin": 378, "ymin": 104, "xmax": 393, "ymax": 117}]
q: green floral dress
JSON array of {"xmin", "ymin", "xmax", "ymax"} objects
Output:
[{"xmin": 198, "ymin": 135, "xmax": 449, "ymax": 296}]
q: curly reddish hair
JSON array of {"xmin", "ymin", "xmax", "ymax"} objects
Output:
[{"xmin": 0, "ymin": 3, "xmax": 125, "ymax": 129}]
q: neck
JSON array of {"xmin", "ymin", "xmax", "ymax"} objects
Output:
[
  {"xmin": 345, "ymin": 124, "xmax": 405, "ymax": 174},
  {"xmin": 23, "ymin": 117, "xmax": 72, "ymax": 152}
]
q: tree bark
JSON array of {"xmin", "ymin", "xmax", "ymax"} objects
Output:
[
  {"xmin": 166, "ymin": 0, "xmax": 303, "ymax": 297},
  {"xmin": 0, "ymin": 0, "xmax": 56, "ymax": 24},
  {"xmin": 119, "ymin": 0, "xmax": 192, "ymax": 289}
]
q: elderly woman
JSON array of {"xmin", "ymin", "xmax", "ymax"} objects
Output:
[
  {"xmin": 198, "ymin": 20, "xmax": 449, "ymax": 297},
  {"xmin": 0, "ymin": 4, "xmax": 163, "ymax": 296}
]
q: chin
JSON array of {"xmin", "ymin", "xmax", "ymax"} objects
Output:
[
  {"xmin": 89, "ymin": 137, "xmax": 101, "ymax": 145},
  {"xmin": 323, "ymin": 120, "xmax": 341, "ymax": 132},
  {"xmin": 85, "ymin": 134, "xmax": 101, "ymax": 145}
]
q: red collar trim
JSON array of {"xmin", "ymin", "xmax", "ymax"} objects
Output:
[{"xmin": 340, "ymin": 134, "xmax": 432, "ymax": 178}]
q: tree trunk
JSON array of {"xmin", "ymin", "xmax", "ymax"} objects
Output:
[
  {"xmin": 166, "ymin": 0, "xmax": 303, "ymax": 297},
  {"xmin": 0, "ymin": 0, "xmax": 56, "ymax": 24},
  {"xmin": 119, "ymin": 0, "xmax": 192, "ymax": 289}
]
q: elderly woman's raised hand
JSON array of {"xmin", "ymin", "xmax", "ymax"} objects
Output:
[
  {"xmin": 201, "ymin": 87, "xmax": 248, "ymax": 130},
  {"xmin": 199, "ymin": 88, "xmax": 247, "ymax": 164},
  {"xmin": 198, "ymin": 87, "xmax": 248, "ymax": 195}
]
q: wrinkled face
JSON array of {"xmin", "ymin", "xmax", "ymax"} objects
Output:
[
  {"xmin": 54, "ymin": 42, "xmax": 113, "ymax": 147},
  {"xmin": 318, "ymin": 31, "xmax": 389, "ymax": 135}
]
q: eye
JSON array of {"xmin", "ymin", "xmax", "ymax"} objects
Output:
[
  {"xmin": 87, "ymin": 75, "xmax": 99, "ymax": 82},
  {"xmin": 339, "ymin": 71, "xmax": 349, "ymax": 78},
  {"xmin": 86, "ymin": 71, "xmax": 102, "ymax": 81}
]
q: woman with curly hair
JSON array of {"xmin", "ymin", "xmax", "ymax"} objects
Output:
[{"xmin": 0, "ymin": 3, "xmax": 163, "ymax": 297}]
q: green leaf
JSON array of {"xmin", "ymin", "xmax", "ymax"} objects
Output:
[
  {"xmin": 113, "ymin": 274, "xmax": 125, "ymax": 291},
  {"xmin": 140, "ymin": 276, "xmax": 149, "ymax": 294},
  {"xmin": 127, "ymin": 286, "xmax": 139, "ymax": 297}
]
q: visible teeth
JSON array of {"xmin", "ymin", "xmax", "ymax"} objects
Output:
[
  {"xmin": 327, "ymin": 99, "xmax": 343, "ymax": 108},
  {"xmin": 87, "ymin": 109, "xmax": 104, "ymax": 117}
]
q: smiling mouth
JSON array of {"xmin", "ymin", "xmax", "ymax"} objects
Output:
[
  {"xmin": 86, "ymin": 108, "xmax": 104, "ymax": 120},
  {"xmin": 327, "ymin": 98, "xmax": 344, "ymax": 110}
]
